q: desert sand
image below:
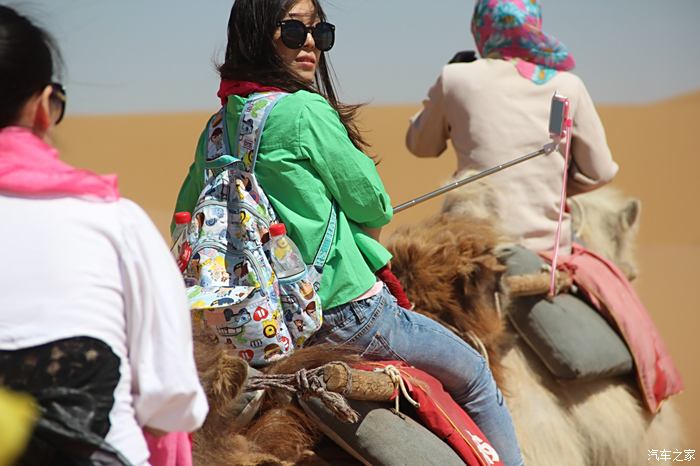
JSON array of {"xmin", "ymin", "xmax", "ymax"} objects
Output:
[{"xmin": 55, "ymin": 91, "xmax": 700, "ymax": 444}]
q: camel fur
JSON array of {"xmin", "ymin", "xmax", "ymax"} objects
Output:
[
  {"xmin": 569, "ymin": 187, "xmax": 641, "ymax": 280},
  {"xmin": 387, "ymin": 213, "xmax": 510, "ymax": 387},
  {"xmin": 192, "ymin": 326, "xmax": 360, "ymax": 466}
]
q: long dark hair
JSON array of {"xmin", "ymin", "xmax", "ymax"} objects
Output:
[
  {"xmin": 219, "ymin": 0, "xmax": 368, "ymax": 150},
  {"xmin": 0, "ymin": 5, "xmax": 62, "ymax": 128}
]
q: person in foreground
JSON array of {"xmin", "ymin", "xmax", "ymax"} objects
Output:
[
  {"xmin": 173, "ymin": 0, "xmax": 523, "ymax": 464},
  {"xmin": 0, "ymin": 6, "xmax": 208, "ymax": 465},
  {"xmin": 406, "ymin": 0, "xmax": 619, "ymax": 255}
]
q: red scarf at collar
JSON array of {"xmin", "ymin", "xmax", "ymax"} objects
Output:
[
  {"xmin": 0, "ymin": 126, "xmax": 119, "ymax": 201},
  {"xmin": 217, "ymin": 80, "xmax": 283, "ymax": 105}
]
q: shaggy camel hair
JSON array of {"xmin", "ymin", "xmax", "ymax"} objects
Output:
[
  {"xmin": 386, "ymin": 214, "xmax": 511, "ymax": 388},
  {"xmin": 192, "ymin": 326, "xmax": 361, "ymax": 466}
]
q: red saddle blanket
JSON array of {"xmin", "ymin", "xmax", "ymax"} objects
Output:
[
  {"xmin": 540, "ymin": 243, "xmax": 684, "ymax": 412},
  {"xmin": 355, "ymin": 361, "xmax": 503, "ymax": 466}
]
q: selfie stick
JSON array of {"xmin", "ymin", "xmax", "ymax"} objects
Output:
[{"xmin": 392, "ymin": 141, "xmax": 558, "ymax": 214}]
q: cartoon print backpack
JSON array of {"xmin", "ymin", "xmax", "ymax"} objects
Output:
[{"xmin": 178, "ymin": 92, "xmax": 335, "ymax": 366}]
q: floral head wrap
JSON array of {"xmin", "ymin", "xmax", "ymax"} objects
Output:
[{"xmin": 471, "ymin": 0, "xmax": 575, "ymax": 84}]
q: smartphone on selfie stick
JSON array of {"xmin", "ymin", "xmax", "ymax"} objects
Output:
[
  {"xmin": 393, "ymin": 93, "xmax": 570, "ymax": 214},
  {"xmin": 548, "ymin": 93, "xmax": 570, "ymax": 140},
  {"xmin": 546, "ymin": 93, "xmax": 572, "ymax": 296}
]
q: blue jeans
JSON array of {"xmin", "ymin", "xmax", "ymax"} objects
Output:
[{"xmin": 310, "ymin": 285, "xmax": 524, "ymax": 466}]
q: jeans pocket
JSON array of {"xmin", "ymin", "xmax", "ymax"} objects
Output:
[{"xmin": 360, "ymin": 331, "xmax": 407, "ymax": 362}]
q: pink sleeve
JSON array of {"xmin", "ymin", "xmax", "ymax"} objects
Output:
[{"xmin": 143, "ymin": 431, "xmax": 193, "ymax": 466}]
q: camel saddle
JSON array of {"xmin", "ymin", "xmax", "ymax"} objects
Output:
[
  {"xmin": 301, "ymin": 361, "xmax": 503, "ymax": 466},
  {"xmin": 498, "ymin": 245, "xmax": 634, "ymax": 381},
  {"xmin": 540, "ymin": 243, "xmax": 684, "ymax": 413}
]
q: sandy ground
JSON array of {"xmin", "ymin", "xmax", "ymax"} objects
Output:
[{"xmin": 55, "ymin": 91, "xmax": 700, "ymax": 445}]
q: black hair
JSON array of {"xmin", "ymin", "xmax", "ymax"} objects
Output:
[
  {"xmin": 219, "ymin": 0, "xmax": 368, "ymax": 151},
  {"xmin": 0, "ymin": 5, "xmax": 62, "ymax": 128}
]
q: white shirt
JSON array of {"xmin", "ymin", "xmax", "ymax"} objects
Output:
[
  {"xmin": 0, "ymin": 195, "xmax": 208, "ymax": 465},
  {"xmin": 407, "ymin": 59, "xmax": 619, "ymax": 253}
]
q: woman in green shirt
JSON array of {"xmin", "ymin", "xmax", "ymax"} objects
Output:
[{"xmin": 174, "ymin": 1, "xmax": 523, "ymax": 463}]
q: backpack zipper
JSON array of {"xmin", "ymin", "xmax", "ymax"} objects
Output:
[
  {"xmin": 194, "ymin": 199, "xmax": 227, "ymax": 210},
  {"xmin": 190, "ymin": 241, "xmax": 269, "ymax": 297},
  {"xmin": 192, "ymin": 200, "xmax": 272, "ymax": 230},
  {"xmin": 239, "ymin": 203, "xmax": 272, "ymax": 229}
]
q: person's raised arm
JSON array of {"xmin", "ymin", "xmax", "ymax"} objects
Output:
[
  {"xmin": 406, "ymin": 70, "xmax": 449, "ymax": 158},
  {"xmin": 120, "ymin": 200, "xmax": 208, "ymax": 433},
  {"xmin": 568, "ymin": 79, "xmax": 619, "ymax": 195},
  {"xmin": 301, "ymin": 97, "xmax": 393, "ymax": 229}
]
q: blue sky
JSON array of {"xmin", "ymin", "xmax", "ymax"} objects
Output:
[{"xmin": 11, "ymin": 0, "xmax": 700, "ymax": 114}]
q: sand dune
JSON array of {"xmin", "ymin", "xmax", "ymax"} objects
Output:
[{"xmin": 56, "ymin": 91, "xmax": 700, "ymax": 443}]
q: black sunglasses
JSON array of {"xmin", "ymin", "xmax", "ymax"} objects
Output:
[
  {"xmin": 277, "ymin": 19, "xmax": 335, "ymax": 52},
  {"xmin": 48, "ymin": 82, "xmax": 66, "ymax": 125}
]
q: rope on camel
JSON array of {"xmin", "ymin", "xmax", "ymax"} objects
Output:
[
  {"xmin": 376, "ymin": 365, "xmax": 420, "ymax": 413},
  {"xmin": 246, "ymin": 362, "xmax": 360, "ymax": 423}
]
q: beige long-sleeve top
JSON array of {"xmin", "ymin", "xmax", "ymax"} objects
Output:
[{"xmin": 406, "ymin": 58, "xmax": 618, "ymax": 253}]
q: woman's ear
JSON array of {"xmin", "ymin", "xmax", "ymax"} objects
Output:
[
  {"xmin": 31, "ymin": 85, "xmax": 54, "ymax": 138},
  {"xmin": 17, "ymin": 85, "xmax": 53, "ymax": 139}
]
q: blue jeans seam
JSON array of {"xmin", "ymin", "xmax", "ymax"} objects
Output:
[
  {"xmin": 345, "ymin": 293, "xmax": 386, "ymax": 345},
  {"xmin": 364, "ymin": 332, "xmax": 407, "ymax": 362}
]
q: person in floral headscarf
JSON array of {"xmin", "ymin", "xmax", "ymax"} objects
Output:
[
  {"xmin": 407, "ymin": 0, "xmax": 684, "ymax": 419},
  {"xmin": 406, "ymin": 0, "xmax": 618, "ymax": 256}
]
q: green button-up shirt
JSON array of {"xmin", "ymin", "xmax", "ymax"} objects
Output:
[{"xmin": 173, "ymin": 91, "xmax": 393, "ymax": 309}]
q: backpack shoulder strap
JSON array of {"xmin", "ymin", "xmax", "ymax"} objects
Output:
[
  {"xmin": 202, "ymin": 107, "xmax": 235, "ymax": 184},
  {"xmin": 203, "ymin": 92, "xmax": 287, "ymax": 182},
  {"xmin": 233, "ymin": 92, "xmax": 288, "ymax": 173},
  {"xmin": 313, "ymin": 202, "xmax": 337, "ymax": 273},
  {"xmin": 234, "ymin": 91, "xmax": 337, "ymax": 273}
]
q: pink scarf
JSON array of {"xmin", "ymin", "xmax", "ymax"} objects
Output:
[{"xmin": 0, "ymin": 126, "xmax": 119, "ymax": 201}]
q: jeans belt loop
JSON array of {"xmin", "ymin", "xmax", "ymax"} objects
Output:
[{"xmin": 349, "ymin": 301, "xmax": 364, "ymax": 323}]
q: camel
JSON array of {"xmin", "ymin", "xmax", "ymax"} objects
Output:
[
  {"xmin": 386, "ymin": 184, "xmax": 684, "ymax": 466},
  {"xmin": 190, "ymin": 185, "xmax": 683, "ymax": 465}
]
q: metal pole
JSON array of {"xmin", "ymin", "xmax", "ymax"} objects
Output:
[{"xmin": 393, "ymin": 143, "xmax": 556, "ymax": 214}]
